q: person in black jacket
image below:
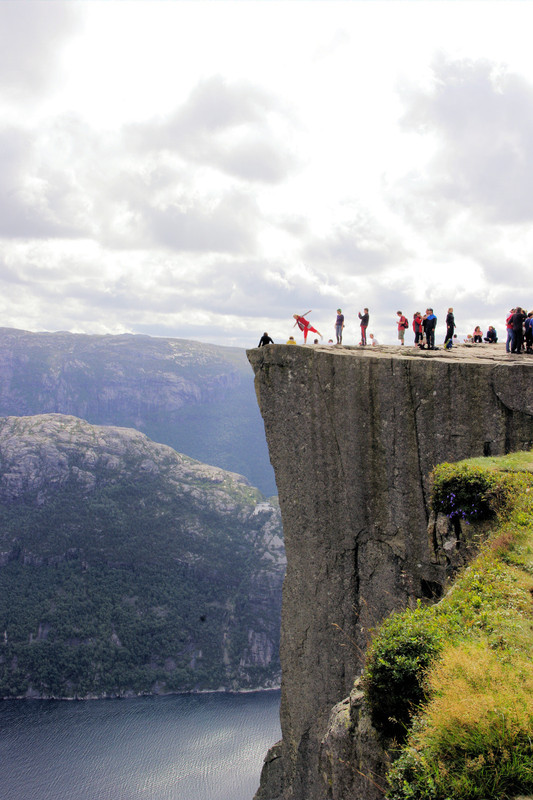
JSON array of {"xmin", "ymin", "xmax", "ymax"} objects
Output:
[
  {"xmin": 444, "ymin": 307, "xmax": 455, "ymax": 347},
  {"xmin": 258, "ymin": 332, "xmax": 274, "ymax": 347},
  {"xmin": 358, "ymin": 308, "xmax": 369, "ymax": 346},
  {"xmin": 511, "ymin": 308, "xmax": 526, "ymax": 354}
]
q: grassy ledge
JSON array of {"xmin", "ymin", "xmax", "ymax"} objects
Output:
[{"xmin": 363, "ymin": 452, "xmax": 533, "ymax": 800}]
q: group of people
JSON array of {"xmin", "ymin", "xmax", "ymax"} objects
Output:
[
  {"xmin": 465, "ymin": 326, "xmax": 498, "ymax": 344},
  {"xmin": 258, "ymin": 311, "xmax": 325, "ymax": 347},
  {"xmin": 399, "ymin": 309, "xmax": 439, "ymax": 349},
  {"xmin": 256, "ymin": 306, "xmax": 531, "ymax": 353},
  {"xmin": 504, "ymin": 307, "xmax": 533, "ymax": 354}
]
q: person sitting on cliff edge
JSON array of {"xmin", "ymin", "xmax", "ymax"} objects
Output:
[{"xmin": 258, "ymin": 332, "xmax": 274, "ymax": 347}]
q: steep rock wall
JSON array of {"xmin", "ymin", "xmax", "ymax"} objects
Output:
[{"xmin": 247, "ymin": 344, "xmax": 533, "ymax": 800}]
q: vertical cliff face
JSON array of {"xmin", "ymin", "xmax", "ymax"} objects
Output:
[{"xmin": 247, "ymin": 344, "xmax": 533, "ymax": 800}]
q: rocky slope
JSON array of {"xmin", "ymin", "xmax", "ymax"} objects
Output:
[
  {"xmin": 247, "ymin": 342, "xmax": 533, "ymax": 800},
  {"xmin": 0, "ymin": 327, "xmax": 275, "ymax": 495},
  {"xmin": 0, "ymin": 414, "xmax": 285, "ymax": 698}
]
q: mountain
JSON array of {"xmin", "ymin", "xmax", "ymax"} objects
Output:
[
  {"xmin": 0, "ymin": 414, "xmax": 285, "ymax": 699},
  {"xmin": 0, "ymin": 327, "xmax": 275, "ymax": 496}
]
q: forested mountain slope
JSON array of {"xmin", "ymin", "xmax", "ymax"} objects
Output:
[
  {"xmin": 0, "ymin": 414, "xmax": 284, "ymax": 698},
  {"xmin": 0, "ymin": 328, "xmax": 275, "ymax": 495}
]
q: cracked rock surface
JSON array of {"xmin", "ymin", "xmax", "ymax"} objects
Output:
[{"xmin": 247, "ymin": 342, "xmax": 533, "ymax": 800}]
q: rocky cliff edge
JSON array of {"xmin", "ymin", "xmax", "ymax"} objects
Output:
[{"xmin": 247, "ymin": 343, "xmax": 533, "ymax": 800}]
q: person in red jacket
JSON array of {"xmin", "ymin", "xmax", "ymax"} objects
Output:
[
  {"xmin": 397, "ymin": 311, "xmax": 408, "ymax": 345},
  {"xmin": 412, "ymin": 312, "xmax": 423, "ymax": 347},
  {"xmin": 293, "ymin": 311, "xmax": 322, "ymax": 343}
]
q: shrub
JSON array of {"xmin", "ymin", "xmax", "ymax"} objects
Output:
[
  {"xmin": 431, "ymin": 463, "xmax": 516, "ymax": 522},
  {"xmin": 363, "ymin": 605, "xmax": 444, "ymax": 741}
]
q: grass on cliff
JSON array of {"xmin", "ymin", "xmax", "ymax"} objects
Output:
[{"xmin": 363, "ymin": 452, "xmax": 533, "ymax": 800}]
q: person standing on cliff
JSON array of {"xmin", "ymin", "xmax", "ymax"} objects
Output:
[
  {"xmin": 358, "ymin": 308, "xmax": 369, "ymax": 345},
  {"xmin": 293, "ymin": 311, "xmax": 322, "ymax": 343},
  {"xmin": 506, "ymin": 309, "xmax": 515, "ymax": 353},
  {"xmin": 258, "ymin": 332, "xmax": 274, "ymax": 347},
  {"xmin": 335, "ymin": 309, "xmax": 344, "ymax": 344},
  {"xmin": 525, "ymin": 312, "xmax": 533, "ymax": 352},
  {"xmin": 510, "ymin": 307, "xmax": 526, "ymax": 354},
  {"xmin": 413, "ymin": 311, "xmax": 423, "ymax": 347},
  {"xmin": 444, "ymin": 308, "xmax": 455, "ymax": 347},
  {"xmin": 397, "ymin": 311, "xmax": 408, "ymax": 345},
  {"xmin": 423, "ymin": 309, "xmax": 437, "ymax": 350}
]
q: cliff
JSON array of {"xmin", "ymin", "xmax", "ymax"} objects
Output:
[
  {"xmin": 0, "ymin": 414, "xmax": 285, "ymax": 698},
  {"xmin": 0, "ymin": 327, "xmax": 275, "ymax": 495},
  {"xmin": 247, "ymin": 343, "xmax": 533, "ymax": 800}
]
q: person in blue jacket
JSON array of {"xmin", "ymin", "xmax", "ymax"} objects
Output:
[{"xmin": 423, "ymin": 309, "xmax": 437, "ymax": 350}]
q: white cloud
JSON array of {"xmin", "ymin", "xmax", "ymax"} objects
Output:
[
  {"xmin": 1, "ymin": 1, "xmax": 533, "ymax": 347},
  {"xmin": 0, "ymin": 2, "xmax": 80, "ymax": 101},
  {"xmin": 397, "ymin": 55, "xmax": 533, "ymax": 224},
  {"xmin": 126, "ymin": 76, "xmax": 298, "ymax": 184}
]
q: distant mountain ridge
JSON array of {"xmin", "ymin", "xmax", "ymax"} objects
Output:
[
  {"xmin": 0, "ymin": 327, "xmax": 275, "ymax": 495},
  {"xmin": 0, "ymin": 414, "xmax": 285, "ymax": 698}
]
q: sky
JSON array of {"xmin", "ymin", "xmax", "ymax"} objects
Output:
[{"xmin": 1, "ymin": 0, "xmax": 533, "ymax": 348}]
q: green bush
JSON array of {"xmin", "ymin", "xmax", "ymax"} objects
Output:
[
  {"xmin": 431, "ymin": 463, "xmax": 515, "ymax": 522},
  {"xmin": 363, "ymin": 605, "xmax": 444, "ymax": 741}
]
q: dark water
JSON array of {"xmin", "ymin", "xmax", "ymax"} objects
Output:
[{"xmin": 0, "ymin": 690, "xmax": 281, "ymax": 800}]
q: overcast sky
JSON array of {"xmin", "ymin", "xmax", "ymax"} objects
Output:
[{"xmin": 1, "ymin": 1, "xmax": 533, "ymax": 347}]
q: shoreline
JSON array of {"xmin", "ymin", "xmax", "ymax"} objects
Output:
[{"xmin": 1, "ymin": 682, "xmax": 281, "ymax": 703}]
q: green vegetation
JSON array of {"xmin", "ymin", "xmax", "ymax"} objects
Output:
[
  {"xmin": 363, "ymin": 452, "xmax": 533, "ymax": 800},
  {"xmin": 0, "ymin": 453, "xmax": 283, "ymax": 698}
]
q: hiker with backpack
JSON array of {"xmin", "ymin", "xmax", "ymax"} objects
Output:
[{"xmin": 397, "ymin": 311, "xmax": 409, "ymax": 345}]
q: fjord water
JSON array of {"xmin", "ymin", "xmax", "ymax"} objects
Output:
[{"xmin": 0, "ymin": 690, "xmax": 281, "ymax": 800}]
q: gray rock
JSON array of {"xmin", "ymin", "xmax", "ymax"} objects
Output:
[
  {"xmin": 247, "ymin": 343, "xmax": 533, "ymax": 800},
  {"xmin": 319, "ymin": 680, "xmax": 389, "ymax": 800}
]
